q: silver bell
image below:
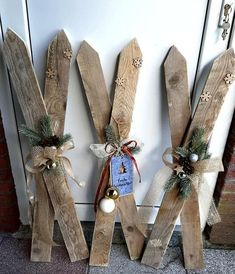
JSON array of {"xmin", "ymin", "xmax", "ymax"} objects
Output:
[{"xmin": 189, "ymin": 153, "xmax": 199, "ymax": 163}]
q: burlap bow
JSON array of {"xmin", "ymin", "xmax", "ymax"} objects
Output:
[{"xmin": 25, "ymin": 141, "xmax": 85, "ymax": 225}]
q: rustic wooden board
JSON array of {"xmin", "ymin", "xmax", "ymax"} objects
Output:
[
  {"xmin": 112, "ymin": 39, "xmax": 145, "ymax": 259},
  {"xmin": 3, "ymin": 29, "xmax": 89, "ymax": 262},
  {"xmin": 117, "ymin": 194, "xmax": 145, "ymax": 260},
  {"xmin": 111, "ymin": 38, "xmax": 142, "ymax": 139},
  {"xmin": 43, "ymin": 164, "xmax": 89, "ymax": 262},
  {"xmin": 3, "ymin": 28, "xmax": 54, "ymax": 262},
  {"xmin": 77, "ymin": 41, "xmax": 112, "ymax": 143},
  {"xmin": 141, "ymin": 46, "xmax": 191, "ymax": 268},
  {"xmin": 77, "ymin": 42, "xmax": 115, "ymax": 266},
  {"xmin": 77, "ymin": 39, "xmax": 144, "ymax": 265},
  {"xmin": 141, "ymin": 48, "xmax": 235, "ymax": 269},
  {"xmin": 44, "ymin": 30, "xmax": 72, "ymax": 136},
  {"xmin": 164, "ymin": 46, "xmax": 191, "ymax": 148},
  {"xmin": 30, "ymin": 173, "xmax": 54, "ymax": 262},
  {"xmin": 181, "ymin": 48, "xmax": 235, "ymax": 269}
]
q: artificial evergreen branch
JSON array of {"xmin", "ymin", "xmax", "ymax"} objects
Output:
[
  {"xmin": 20, "ymin": 115, "xmax": 73, "ymax": 149},
  {"xmin": 105, "ymin": 125, "xmax": 118, "ymax": 144},
  {"xmin": 40, "ymin": 115, "xmax": 53, "ymax": 138},
  {"xmin": 19, "ymin": 125, "xmax": 42, "ymax": 146},
  {"xmin": 164, "ymin": 174, "xmax": 178, "ymax": 192},
  {"xmin": 164, "ymin": 127, "xmax": 211, "ymax": 199}
]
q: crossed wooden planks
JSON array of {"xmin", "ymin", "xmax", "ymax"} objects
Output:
[
  {"xmin": 3, "ymin": 29, "xmax": 89, "ymax": 262},
  {"xmin": 77, "ymin": 39, "xmax": 145, "ymax": 266},
  {"xmin": 141, "ymin": 47, "xmax": 235, "ymax": 269}
]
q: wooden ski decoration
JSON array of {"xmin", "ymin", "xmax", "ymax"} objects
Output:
[
  {"xmin": 141, "ymin": 47, "xmax": 235, "ymax": 269},
  {"xmin": 3, "ymin": 29, "xmax": 89, "ymax": 262},
  {"xmin": 77, "ymin": 39, "xmax": 145, "ymax": 266}
]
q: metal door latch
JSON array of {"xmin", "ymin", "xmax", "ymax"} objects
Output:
[{"xmin": 220, "ymin": 4, "xmax": 232, "ymax": 40}]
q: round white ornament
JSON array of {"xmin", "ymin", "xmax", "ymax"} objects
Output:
[
  {"xmin": 189, "ymin": 153, "xmax": 199, "ymax": 163},
  {"xmin": 99, "ymin": 197, "xmax": 115, "ymax": 213}
]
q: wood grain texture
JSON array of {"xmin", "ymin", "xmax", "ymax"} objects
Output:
[
  {"xmin": 43, "ymin": 164, "xmax": 89, "ymax": 262},
  {"xmin": 77, "ymin": 39, "xmax": 144, "ymax": 265},
  {"xmin": 111, "ymin": 38, "xmax": 142, "ymax": 139},
  {"xmin": 112, "ymin": 39, "xmax": 145, "ymax": 260},
  {"xmin": 164, "ymin": 46, "xmax": 203, "ymax": 269},
  {"xmin": 77, "ymin": 41, "xmax": 112, "ymax": 143},
  {"xmin": 3, "ymin": 29, "xmax": 89, "ymax": 262},
  {"xmin": 141, "ymin": 186, "xmax": 185, "ymax": 268},
  {"xmin": 3, "ymin": 28, "xmax": 47, "ymax": 130},
  {"xmin": 142, "ymin": 46, "xmax": 192, "ymax": 268},
  {"xmin": 142, "ymin": 48, "xmax": 235, "ymax": 270},
  {"xmin": 30, "ymin": 173, "xmax": 54, "ymax": 262},
  {"xmin": 77, "ymin": 41, "xmax": 115, "ymax": 266},
  {"xmin": 117, "ymin": 195, "xmax": 145, "ymax": 260},
  {"xmin": 44, "ymin": 30, "xmax": 72, "ymax": 136},
  {"xmin": 164, "ymin": 46, "xmax": 191, "ymax": 148},
  {"xmin": 180, "ymin": 48, "xmax": 235, "ymax": 269},
  {"xmin": 3, "ymin": 29, "xmax": 54, "ymax": 262}
]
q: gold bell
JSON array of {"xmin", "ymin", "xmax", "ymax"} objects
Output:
[{"xmin": 105, "ymin": 187, "xmax": 119, "ymax": 200}]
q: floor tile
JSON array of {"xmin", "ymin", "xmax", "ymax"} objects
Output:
[
  {"xmin": 0, "ymin": 238, "xmax": 88, "ymax": 274},
  {"xmin": 187, "ymin": 249, "xmax": 235, "ymax": 274},
  {"xmin": 88, "ymin": 244, "xmax": 186, "ymax": 274}
]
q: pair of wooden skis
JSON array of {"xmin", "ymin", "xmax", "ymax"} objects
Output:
[
  {"xmin": 77, "ymin": 39, "xmax": 145, "ymax": 266},
  {"xmin": 141, "ymin": 46, "xmax": 235, "ymax": 269},
  {"xmin": 3, "ymin": 29, "xmax": 89, "ymax": 262}
]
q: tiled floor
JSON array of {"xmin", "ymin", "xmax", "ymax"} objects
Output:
[{"xmin": 0, "ymin": 235, "xmax": 234, "ymax": 274}]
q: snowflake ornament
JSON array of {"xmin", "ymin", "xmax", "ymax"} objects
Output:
[
  {"xmin": 132, "ymin": 57, "xmax": 143, "ymax": 68},
  {"xmin": 46, "ymin": 68, "xmax": 56, "ymax": 79},
  {"xmin": 200, "ymin": 91, "xmax": 212, "ymax": 102},
  {"xmin": 63, "ymin": 48, "xmax": 72, "ymax": 60},
  {"xmin": 115, "ymin": 77, "xmax": 126, "ymax": 87},
  {"xmin": 224, "ymin": 73, "xmax": 235, "ymax": 85}
]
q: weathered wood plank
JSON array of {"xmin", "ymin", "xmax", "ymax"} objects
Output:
[
  {"xmin": 30, "ymin": 173, "xmax": 54, "ymax": 262},
  {"xmin": 141, "ymin": 187, "xmax": 185, "ymax": 268},
  {"xmin": 141, "ymin": 47, "xmax": 192, "ymax": 268},
  {"xmin": 3, "ymin": 29, "xmax": 89, "ymax": 262},
  {"xmin": 112, "ymin": 39, "xmax": 145, "ymax": 259},
  {"xmin": 44, "ymin": 30, "xmax": 72, "ymax": 136},
  {"xmin": 3, "ymin": 28, "xmax": 54, "ymax": 262},
  {"xmin": 111, "ymin": 38, "xmax": 142, "ymax": 139},
  {"xmin": 164, "ymin": 46, "xmax": 203, "ymax": 269},
  {"xmin": 77, "ymin": 41, "xmax": 112, "ymax": 143},
  {"xmin": 43, "ymin": 164, "xmax": 89, "ymax": 262},
  {"xmin": 77, "ymin": 42, "xmax": 115, "ymax": 266},
  {"xmin": 141, "ymin": 48, "xmax": 235, "ymax": 269},
  {"xmin": 181, "ymin": 48, "xmax": 235, "ymax": 269},
  {"xmin": 164, "ymin": 46, "xmax": 191, "ymax": 148},
  {"xmin": 117, "ymin": 194, "xmax": 145, "ymax": 260},
  {"xmin": 3, "ymin": 28, "xmax": 47, "ymax": 128}
]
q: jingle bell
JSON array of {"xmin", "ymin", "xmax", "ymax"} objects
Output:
[
  {"xmin": 99, "ymin": 197, "xmax": 116, "ymax": 213},
  {"xmin": 46, "ymin": 160, "xmax": 57, "ymax": 170},
  {"xmin": 189, "ymin": 153, "xmax": 199, "ymax": 163},
  {"xmin": 105, "ymin": 187, "xmax": 119, "ymax": 200},
  {"xmin": 178, "ymin": 171, "xmax": 186, "ymax": 179}
]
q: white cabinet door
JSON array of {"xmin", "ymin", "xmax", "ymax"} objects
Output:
[{"xmin": 2, "ymin": 0, "xmax": 233, "ymax": 224}]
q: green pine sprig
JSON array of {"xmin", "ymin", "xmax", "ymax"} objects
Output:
[
  {"xmin": 164, "ymin": 127, "xmax": 210, "ymax": 199},
  {"xmin": 19, "ymin": 115, "xmax": 72, "ymax": 148},
  {"xmin": 19, "ymin": 125, "xmax": 42, "ymax": 146},
  {"xmin": 105, "ymin": 125, "xmax": 118, "ymax": 144}
]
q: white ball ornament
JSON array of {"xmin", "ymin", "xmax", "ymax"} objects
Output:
[
  {"xmin": 99, "ymin": 197, "xmax": 116, "ymax": 213},
  {"xmin": 189, "ymin": 153, "xmax": 199, "ymax": 163}
]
